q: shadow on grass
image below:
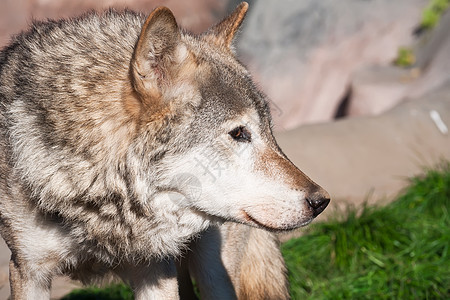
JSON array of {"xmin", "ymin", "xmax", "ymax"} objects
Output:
[{"xmin": 61, "ymin": 283, "xmax": 133, "ymax": 300}]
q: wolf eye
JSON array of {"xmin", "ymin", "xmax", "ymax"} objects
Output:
[{"xmin": 229, "ymin": 126, "xmax": 251, "ymax": 142}]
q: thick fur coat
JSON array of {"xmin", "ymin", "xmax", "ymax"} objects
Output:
[{"xmin": 0, "ymin": 3, "xmax": 329, "ymax": 298}]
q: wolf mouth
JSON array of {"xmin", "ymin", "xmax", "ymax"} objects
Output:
[{"xmin": 242, "ymin": 210, "xmax": 312, "ymax": 232}]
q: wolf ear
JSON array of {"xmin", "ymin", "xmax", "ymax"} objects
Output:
[
  {"xmin": 205, "ymin": 2, "xmax": 248, "ymax": 49},
  {"xmin": 131, "ymin": 7, "xmax": 180, "ymax": 100}
]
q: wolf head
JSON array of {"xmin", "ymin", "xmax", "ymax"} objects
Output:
[{"xmin": 126, "ymin": 3, "xmax": 330, "ymax": 231}]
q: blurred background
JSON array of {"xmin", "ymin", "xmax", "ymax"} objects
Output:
[
  {"xmin": 2, "ymin": 0, "xmax": 449, "ymax": 126},
  {"xmin": 0, "ymin": 0, "xmax": 449, "ymax": 298}
]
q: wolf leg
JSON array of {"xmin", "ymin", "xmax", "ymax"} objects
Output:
[
  {"xmin": 9, "ymin": 257, "xmax": 52, "ymax": 300},
  {"xmin": 234, "ymin": 226, "xmax": 290, "ymax": 300},
  {"xmin": 1, "ymin": 208, "xmax": 68, "ymax": 299},
  {"xmin": 1, "ymin": 208, "xmax": 69, "ymax": 299},
  {"xmin": 117, "ymin": 259, "xmax": 179, "ymax": 300},
  {"xmin": 184, "ymin": 223, "xmax": 290, "ymax": 300}
]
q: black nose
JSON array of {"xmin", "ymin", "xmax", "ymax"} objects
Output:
[{"xmin": 306, "ymin": 190, "xmax": 330, "ymax": 217}]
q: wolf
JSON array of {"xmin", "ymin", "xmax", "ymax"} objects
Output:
[{"xmin": 0, "ymin": 2, "xmax": 329, "ymax": 299}]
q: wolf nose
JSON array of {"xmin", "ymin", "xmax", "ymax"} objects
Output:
[{"xmin": 306, "ymin": 189, "xmax": 330, "ymax": 217}]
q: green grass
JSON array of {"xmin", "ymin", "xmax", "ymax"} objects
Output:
[
  {"xmin": 61, "ymin": 283, "xmax": 133, "ymax": 300},
  {"xmin": 62, "ymin": 166, "xmax": 450, "ymax": 299},
  {"xmin": 393, "ymin": 47, "xmax": 416, "ymax": 67},
  {"xmin": 394, "ymin": 0, "xmax": 449, "ymax": 67},
  {"xmin": 421, "ymin": 0, "xmax": 450, "ymax": 30},
  {"xmin": 283, "ymin": 166, "xmax": 450, "ymax": 299}
]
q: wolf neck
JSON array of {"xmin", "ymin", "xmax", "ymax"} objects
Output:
[
  {"xmin": 9, "ymin": 101, "xmax": 210, "ymax": 263},
  {"xmin": 60, "ymin": 144, "xmax": 212, "ymax": 262},
  {"xmin": 45, "ymin": 157, "xmax": 212, "ymax": 263}
]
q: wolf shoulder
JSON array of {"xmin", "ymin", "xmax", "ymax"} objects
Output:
[{"xmin": 0, "ymin": 10, "xmax": 147, "ymax": 106}]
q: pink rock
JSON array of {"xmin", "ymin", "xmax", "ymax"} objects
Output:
[
  {"xmin": 0, "ymin": 0, "xmax": 227, "ymax": 47},
  {"xmin": 238, "ymin": 0, "xmax": 427, "ymax": 129}
]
